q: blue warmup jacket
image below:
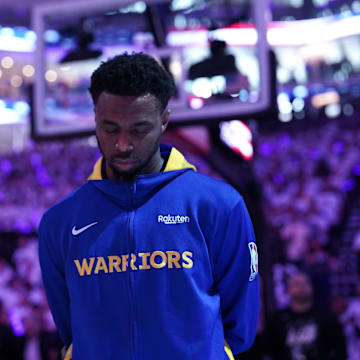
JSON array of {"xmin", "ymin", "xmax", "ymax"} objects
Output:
[{"xmin": 38, "ymin": 144, "xmax": 259, "ymax": 360}]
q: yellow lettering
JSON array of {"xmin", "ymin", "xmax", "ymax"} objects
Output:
[
  {"xmin": 122, "ymin": 255, "xmax": 129, "ymax": 272},
  {"xmin": 94, "ymin": 257, "xmax": 109, "ymax": 274},
  {"xmin": 108, "ymin": 256, "xmax": 121, "ymax": 273},
  {"xmin": 74, "ymin": 257, "xmax": 95, "ymax": 276},
  {"xmin": 130, "ymin": 253, "xmax": 137, "ymax": 270},
  {"xmin": 166, "ymin": 251, "xmax": 181, "ymax": 269},
  {"xmin": 74, "ymin": 251, "xmax": 194, "ymax": 275},
  {"xmin": 150, "ymin": 251, "xmax": 167, "ymax": 269},
  {"xmin": 182, "ymin": 251, "xmax": 193, "ymax": 269},
  {"xmin": 138, "ymin": 252, "xmax": 151, "ymax": 270}
]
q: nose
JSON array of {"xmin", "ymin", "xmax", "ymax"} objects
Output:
[{"xmin": 115, "ymin": 133, "xmax": 134, "ymax": 153}]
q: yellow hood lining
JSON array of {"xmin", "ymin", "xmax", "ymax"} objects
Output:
[{"xmin": 88, "ymin": 147, "xmax": 196, "ymax": 180}]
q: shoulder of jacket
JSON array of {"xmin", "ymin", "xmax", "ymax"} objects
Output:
[
  {"xmin": 42, "ymin": 183, "xmax": 92, "ymax": 220},
  {"xmin": 181, "ymin": 171, "xmax": 243, "ymax": 206},
  {"xmin": 186, "ymin": 171, "xmax": 240, "ymax": 193}
]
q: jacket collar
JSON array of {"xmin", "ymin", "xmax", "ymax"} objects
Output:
[{"xmin": 88, "ymin": 144, "xmax": 196, "ymax": 180}]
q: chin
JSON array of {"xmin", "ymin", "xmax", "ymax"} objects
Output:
[
  {"xmin": 111, "ymin": 165, "xmax": 142, "ymax": 179},
  {"xmin": 113, "ymin": 169, "xmax": 139, "ymax": 179}
]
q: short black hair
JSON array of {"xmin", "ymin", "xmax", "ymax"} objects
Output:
[{"xmin": 89, "ymin": 52, "xmax": 175, "ymax": 111}]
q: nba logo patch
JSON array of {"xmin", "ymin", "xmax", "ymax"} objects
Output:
[{"xmin": 248, "ymin": 242, "xmax": 258, "ymax": 281}]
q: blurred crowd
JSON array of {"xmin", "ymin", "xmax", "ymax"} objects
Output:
[
  {"xmin": 254, "ymin": 122, "xmax": 360, "ymax": 261},
  {"xmin": 0, "ymin": 140, "xmax": 100, "ymax": 233},
  {"xmin": 0, "ymin": 122, "xmax": 360, "ymax": 359},
  {"xmin": 0, "ymin": 236, "xmax": 62, "ymax": 359},
  {"xmin": 253, "ymin": 121, "xmax": 360, "ymax": 359},
  {"xmin": 0, "ymin": 139, "xmax": 100, "ymax": 358}
]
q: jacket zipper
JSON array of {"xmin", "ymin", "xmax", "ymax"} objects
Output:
[{"xmin": 128, "ymin": 181, "xmax": 137, "ymax": 360}]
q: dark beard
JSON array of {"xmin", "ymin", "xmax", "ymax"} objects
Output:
[{"xmin": 96, "ymin": 135, "xmax": 161, "ymax": 181}]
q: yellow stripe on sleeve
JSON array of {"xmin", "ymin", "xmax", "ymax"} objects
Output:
[
  {"xmin": 63, "ymin": 344, "xmax": 72, "ymax": 360},
  {"xmin": 225, "ymin": 340, "xmax": 235, "ymax": 360}
]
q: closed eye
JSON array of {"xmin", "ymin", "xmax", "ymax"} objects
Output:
[
  {"xmin": 105, "ymin": 127, "xmax": 118, "ymax": 134},
  {"xmin": 131, "ymin": 125, "xmax": 152, "ymax": 136},
  {"xmin": 102, "ymin": 123, "xmax": 118, "ymax": 133},
  {"xmin": 132, "ymin": 129, "xmax": 148, "ymax": 136}
]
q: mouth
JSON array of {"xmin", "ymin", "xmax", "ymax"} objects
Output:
[{"xmin": 112, "ymin": 158, "xmax": 139, "ymax": 168}]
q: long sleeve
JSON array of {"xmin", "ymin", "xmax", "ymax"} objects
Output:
[
  {"xmin": 38, "ymin": 215, "xmax": 72, "ymax": 348},
  {"xmin": 211, "ymin": 197, "xmax": 260, "ymax": 355}
]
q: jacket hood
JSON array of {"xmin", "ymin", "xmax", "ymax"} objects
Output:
[{"xmin": 87, "ymin": 144, "xmax": 196, "ymax": 208}]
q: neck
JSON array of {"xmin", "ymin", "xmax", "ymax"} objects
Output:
[
  {"xmin": 290, "ymin": 301, "xmax": 312, "ymax": 313},
  {"xmin": 140, "ymin": 149, "xmax": 164, "ymax": 174}
]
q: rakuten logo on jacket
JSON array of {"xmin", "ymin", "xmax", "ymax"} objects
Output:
[
  {"xmin": 74, "ymin": 250, "xmax": 193, "ymax": 276},
  {"xmin": 157, "ymin": 214, "xmax": 190, "ymax": 224}
]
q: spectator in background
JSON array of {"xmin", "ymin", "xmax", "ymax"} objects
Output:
[
  {"xmin": 22, "ymin": 307, "xmax": 42, "ymax": 360},
  {"xmin": 265, "ymin": 272, "xmax": 347, "ymax": 360},
  {"xmin": 304, "ymin": 238, "xmax": 335, "ymax": 310},
  {"xmin": 12, "ymin": 236, "xmax": 42, "ymax": 287},
  {"xmin": 188, "ymin": 39, "xmax": 238, "ymax": 80},
  {"xmin": 0, "ymin": 301, "xmax": 23, "ymax": 360},
  {"xmin": 188, "ymin": 39, "xmax": 249, "ymax": 96},
  {"xmin": 341, "ymin": 283, "xmax": 360, "ymax": 360},
  {"xmin": 39, "ymin": 300, "xmax": 63, "ymax": 360},
  {"xmin": 22, "ymin": 303, "xmax": 62, "ymax": 360},
  {"xmin": 0, "ymin": 257, "xmax": 14, "ymax": 289},
  {"xmin": 280, "ymin": 216, "xmax": 310, "ymax": 265},
  {"xmin": 353, "ymin": 230, "xmax": 360, "ymax": 274}
]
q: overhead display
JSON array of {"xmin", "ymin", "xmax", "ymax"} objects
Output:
[{"xmin": 32, "ymin": 0, "xmax": 271, "ymax": 139}]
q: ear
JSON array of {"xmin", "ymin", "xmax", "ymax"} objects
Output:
[
  {"xmin": 161, "ymin": 109, "xmax": 170, "ymax": 133},
  {"xmin": 93, "ymin": 107, "xmax": 98, "ymax": 124}
]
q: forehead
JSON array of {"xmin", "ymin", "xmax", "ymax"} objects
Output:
[{"xmin": 95, "ymin": 92, "xmax": 161, "ymax": 117}]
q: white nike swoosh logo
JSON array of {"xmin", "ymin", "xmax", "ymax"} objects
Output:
[{"xmin": 72, "ymin": 222, "xmax": 98, "ymax": 236}]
